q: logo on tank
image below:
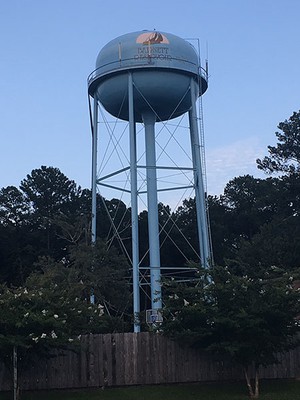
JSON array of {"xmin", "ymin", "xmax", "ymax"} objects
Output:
[
  {"xmin": 136, "ymin": 32, "xmax": 169, "ymax": 44},
  {"xmin": 135, "ymin": 31, "xmax": 171, "ymax": 61}
]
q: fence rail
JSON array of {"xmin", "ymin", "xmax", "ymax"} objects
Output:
[{"xmin": 1, "ymin": 332, "xmax": 300, "ymax": 391}]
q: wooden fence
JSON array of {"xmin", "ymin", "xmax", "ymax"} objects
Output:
[{"xmin": 1, "ymin": 332, "xmax": 300, "ymax": 392}]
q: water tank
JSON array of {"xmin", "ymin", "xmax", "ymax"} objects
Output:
[{"xmin": 88, "ymin": 30, "xmax": 208, "ymax": 122}]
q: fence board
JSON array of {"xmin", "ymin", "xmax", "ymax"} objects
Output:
[
  {"xmin": 103, "ymin": 334, "xmax": 113, "ymax": 386},
  {"xmin": 95, "ymin": 334, "xmax": 104, "ymax": 387},
  {"xmin": 79, "ymin": 335, "xmax": 88, "ymax": 387},
  {"xmin": 167, "ymin": 337, "xmax": 176, "ymax": 383},
  {"xmin": 114, "ymin": 333, "xmax": 125, "ymax": 386},
  {"xmin": 123, "ymin": 332, "xmax": 135, "ymax": 385},
  {"xmin": 136, "ymin": 331, "xmax": 145, "ymax": 385}
]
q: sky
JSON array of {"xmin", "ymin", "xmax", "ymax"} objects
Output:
[{"xmin": 0, "ymin": 0, "xmax": 299, "ymax": 197}]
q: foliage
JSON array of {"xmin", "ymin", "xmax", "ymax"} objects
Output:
[
  {"xmin": 0, "ymin": 186, "xmax": 30, "ymax": 227},
  {"xmin": 235, "ymin": 215, "xmax": 300, "ymax": 272},
  {"xmin": 19, "ymin": 166, "xmax": 80, "ymax": 217},
  {"xmin": 161, "ymin": 264, "xmax": 300, "ymax": 398},
  {"xmin": 0, "ymin": 254, "xmax": 129, "ymax": 399},
  {"xmin": 67, "ymin": 240, "xmax": 132, "ymax": 325},
  {"xmin": 1, "ymin": 161, "xmax": 299, "ymax": 284},
  {"xmin": 0, "ymin": 167, "xmax": 84, "ymax": 285},
  {"xmin": 0, "ymin": 267, "xmax": 108, "ymax": 361},
  {"xmin": 257, "ymin": 110, "xmax": 300, "ymax": 174},
  {"xmin": 221, "ymin": 175, "xmax": 279, "ymax": 240},
  {"xmin": 212, "ymin": 173, "xmax": 300, "ymax": 265},
  {"xmin": 0, "ymin": 167, "xmax": 131, "ymax": 286}
]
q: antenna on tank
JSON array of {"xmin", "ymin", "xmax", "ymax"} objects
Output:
[
  {"xmin": 205, "ymin": 41, "xmax": 209, "ymax": 78},
  {"xmin": 118, "ymin": 42, "xmax": 122, "ymax": 62}
]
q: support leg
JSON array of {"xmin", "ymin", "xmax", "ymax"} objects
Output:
[{"xmin": 143, "ymin": 112, "xmax": 162, "ymax": 310}]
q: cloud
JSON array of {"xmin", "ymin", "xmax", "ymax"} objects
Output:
[{"xmin": 205, "ymin": 137, "xmax": 267, "ymax": 195}]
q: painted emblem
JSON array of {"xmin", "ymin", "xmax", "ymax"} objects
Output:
[{"xmin": 136, "ymin": 32, "xmax": 169, "ymax": 45}]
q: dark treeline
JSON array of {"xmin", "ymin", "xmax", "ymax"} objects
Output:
[
  {"xmin": 0, "ymin": 111, "xmax": 300, "ymax": 317},
  {"xmin": 1, "ymin": 170, "xmax": 299, "ymax": 285}
]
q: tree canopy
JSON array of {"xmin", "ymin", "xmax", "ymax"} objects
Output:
[
  {"xmin": 161, "ymin": 264, "xmax": 300, "ymax": 398},
  {"xmin": 257, "ymin": 110, "xmax": 300, "ymax": 174},
  {"xmin": 159, "ymin": 109, "xmax": 300, "ymax": 398}
]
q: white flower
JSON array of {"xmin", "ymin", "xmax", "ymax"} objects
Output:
[
  {"xmin": 24, "ymin": 312, "xmax": 29, "ymax": 318},
  {"xmin": 68, "ymin": 338, "xmax": 74, "ymax": 342},
  {"xmin": 53, "ymin": 314, "xmax": 59, "ymax": 319},
  {"xmin": 51, "ymin": 331, "xmax": 57, "ymax": 339},
  {"xmin": 41, "ymin": 333, "xmax": 47, "ymax": 339},
  {"xmin": 183, "ymin": 299, "xmax": 189, "ymax": 306},
  {"xmin": 23, "ymin": 288, "xmax": 28, "ymax": 294},
  {"xmin": 42, "ymin": 309, "xmax": 47, "ymax": 315},
  {"xmin": 77, "ymin": 310, "xmax": 82, "ymax": 314},
  {"xmin": 32, "ymin": 337, "xmax": 39, "ymax": 343}
]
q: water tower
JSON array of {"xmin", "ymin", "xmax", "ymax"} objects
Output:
[{"xmin": 88, "ymin": 30, "xmax": 211, "ymax": 332}]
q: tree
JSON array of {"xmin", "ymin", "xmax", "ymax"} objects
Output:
[
  {"xmin": 221, "ymin": 175, "xmax": 279, "ymax": 240},
  {"xmin": 275, "ymin": 173, "xmax": 300, "ymax": 217},
  {"xmin": 206, "ymin": 195, "xmax": 232, "ymax": 265},
  {"xmin": 103, "ymin": 198, "xmax": 131, "ymax": 253},
  {"xmin": 0, "ymin": 187, "xmax": 35, "ymax": 285},
  {"xmin": 20, "ymin": 166, "xmax": 80, "ymax": 217},
  {"xmin": 68, "ymin": 240, "xmax": 131, "ymax": 324},
  {"xmin": 0, "ymin": 168, "xmax": 91, "ymax": 284},
  {"xmin": 0, "ymin": 186, "xmax": 30, "ymax": 227},
  {"xmin": 257, "ymin": 110, "xmax": 300, "ymax": 174},
  {"xmin": 20, "ymin": 166, "xmax": 81, "ymax": 257},
  {"xmin": 0, "ymin": 264, "xmax": 110, "ymax": 399},
  {"xmin": 170, "ymin": 198, "xmax": 201, "ymax": 265},
  {"xmin": 235, "ymin": 215, "xmax": 300, "ymax": 272},
  {"xmin": 161, "ymin": 264, "xmax": 300, "ymax": 398}
]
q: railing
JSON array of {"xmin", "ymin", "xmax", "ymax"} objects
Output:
[{"xmin": 87, "ymin": 57, "xmax": 208, "ymax": 89}]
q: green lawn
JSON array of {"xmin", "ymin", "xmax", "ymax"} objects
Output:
[{"xmin": 1, "ymin": 380, "xmax": 300, "ymax": 400}]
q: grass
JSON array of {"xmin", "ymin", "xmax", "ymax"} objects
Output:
[{"xmin": 1, "ymin": 380, "xmax": 300, "ymax": 400}]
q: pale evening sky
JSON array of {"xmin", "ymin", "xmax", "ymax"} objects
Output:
[{"xmin": 0, "ymin": 0, "xmax": 299, "ymax": 198}]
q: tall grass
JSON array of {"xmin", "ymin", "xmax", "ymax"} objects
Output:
[{"xmin": 1, "ymin": 380, "xmax": 300, "ymax": 400}]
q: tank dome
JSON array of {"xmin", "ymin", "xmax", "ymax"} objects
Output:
[{"xmin": 88, "ymin": 30, "xmax": 208, "ymax": 122}]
